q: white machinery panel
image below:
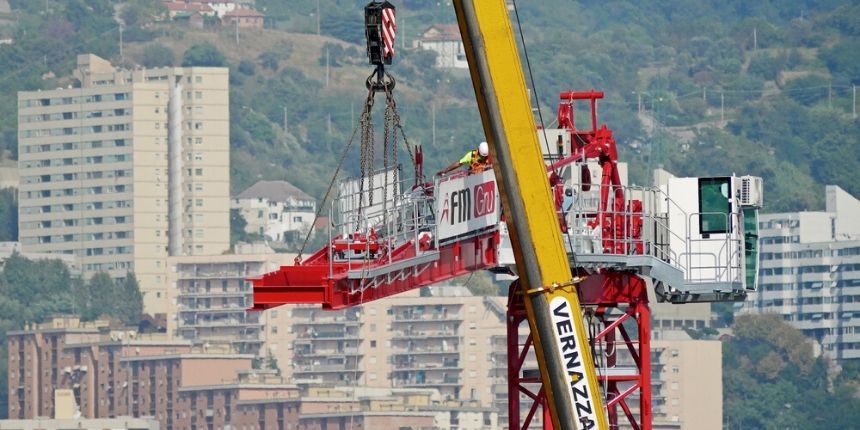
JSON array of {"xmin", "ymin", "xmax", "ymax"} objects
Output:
[{"xmin": 435, "ymin": 170, "xmax": 501, "ymax": 241}]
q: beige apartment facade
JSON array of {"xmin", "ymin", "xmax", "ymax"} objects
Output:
[
  {"xmin": 273, "ymin": 286, "xmax": 508, "ymax": 411},
  {"xmin": 17, "ymin": 54, "xmax": 230, "ymax": 316},
  {"xmin": 165, "ymin": 247, "xmax": 296, "ymax": 356}
]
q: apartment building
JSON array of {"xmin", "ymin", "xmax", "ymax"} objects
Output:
[
  {"xmin": 17, "ymin": 53, "xmax": 230, "ymax": 316},
  {"xmin": 6, "ymin": 316, "xmax": 303, "ymax": 430},
  {"xmin": 740, "ymin": 185, "xmax": 860, "ymax": 362},
  {"xmin": 232, "ymin": 180, "xmax": 316, "ymax": 244},
  {"xmin": 165, "ymin": 246, "xmax": 295, "ymax": 355},
  {"xmin": 279, "ymin": 286, "xmax": 507, "ymax": 408},
  {"xmin": 6, "ymin": 316, "xmax": 191, "ymax": 421},
  {"xmin": 648, "ymin": 338, "xmax": 722, "ymax": 429},
  {"xmin": 6, "ymin": 316, "xmax": 500, "ymax": 430}
]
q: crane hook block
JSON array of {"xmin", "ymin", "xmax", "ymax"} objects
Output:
[{"xmin": 364, "ymin": 1, "xmax": 396, "ymax": 66}]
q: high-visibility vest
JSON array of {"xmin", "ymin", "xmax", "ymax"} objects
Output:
[{"xmin": 467, "ymin": 150, "xmax": 489, "ymax": 173}]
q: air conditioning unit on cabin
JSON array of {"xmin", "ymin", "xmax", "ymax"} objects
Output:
[{"xmin": 738, "ymin": 176, "xmax": 763, "ymax": 207}]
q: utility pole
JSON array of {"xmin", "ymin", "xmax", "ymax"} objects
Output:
[
  {"xmin": 720, "ymin": 92, "xmax": 725, "ymax": 125},
  {"xmin": 283, "ymin": 106, "xmax": 288, "ymax": 133},
  {"xmin": 316, "ymin": 0, "xmax": 321, "ymax": 35},
  {"xmin": 853, "ymin": 84, "xmax": 856, "ymax": 119},
  {"xmin": 637, "ymin": 93, "xmax": 642, "ymax": 114},
  {"xmin": 431, "ymin": 102, "xmax": 436, "ymax": 147},
  {"xmin": 753, "ymin": 27, "xmax": 757, "ymax": 51},
  {"xmin": 828, "ymin": 83, "xmax": 832, "ymax": 109},
  {"xmin": 119, "ymin": 25, "xmax": 123, "ymax": 60},
  {"xmin": 325, "ymin": 47, "xmax": 330, "ymax": 88},
  {"xmin": 702, "ymin": 86, "xmax": 706, "ymax": 103},
  {"xmin": 327, "ymin": 114, "xmax": 332, "ymax": 135},
  {"xmin": 235, "ymin": 19, "xmax": 240, "ymax": 45}
]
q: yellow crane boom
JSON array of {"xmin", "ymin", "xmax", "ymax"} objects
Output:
[{"xmin": 452, "ymin": 1, "xmax": 608, "ymax": 429}]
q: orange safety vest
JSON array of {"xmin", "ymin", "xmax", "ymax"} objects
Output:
[{"xmin": 466, "ymin": 150, "xmax": 490, "ymax": 173}]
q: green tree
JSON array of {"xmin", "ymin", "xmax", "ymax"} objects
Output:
[
  {"xmin": 77, "ymin": 272, "xmax": 115, "ymax": 321},
  {"xmin": 182, "ymin": 42, "xmax": 227, "ymax": 67},
  {"xmin": 722, "ymin": 314, "xmax": 860, "ymax": 428},
  {"xmin": 238, "ymin": 59, "xmax": 256, "ymax": 76},
  {"xmin": 259, "ymin": 51, "xmax": 280, "ymax": 71},
  {"xmin": 113, "ymin": 273, "xmax": 144, "ymax": 326},
  {"xmin": 141, "ymin": 43, "xmax": 175, "ymax": 68},
  {"xmin": 0, "ymin": 188, "xmax": 17, "ymax": 241}
]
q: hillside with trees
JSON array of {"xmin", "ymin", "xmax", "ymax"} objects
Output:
[
  {"xmin": 1, "ymin": 1, "xmax": 857, "ymax": 214},
  {"xmin": 0, "ymin": 0, "xmax": 858, "ymax": 421}
]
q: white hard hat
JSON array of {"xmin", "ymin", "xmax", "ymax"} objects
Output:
[{"xmin": 478, "ymin": 141, "xmax": 489, "ymax": 157}]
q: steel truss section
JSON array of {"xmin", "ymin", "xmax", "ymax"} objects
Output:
[{"xmin": 506, "ymin": 273, "xmax": 651, "ymax": 430}]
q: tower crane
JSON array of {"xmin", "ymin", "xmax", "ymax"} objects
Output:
[{"xmin": 250, "ymin": 1, "xmax": 763, "ymax": 429}]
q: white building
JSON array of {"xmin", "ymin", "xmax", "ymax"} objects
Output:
[
  {"xmin": 740, "ymin": 185, "xmax": 860, "ymax": 362},
  {"xmin": 413, "ymin": 24, "xmax": 468, "ymax": 69},
  {"xmin": 232, "ymin": 180, "xmax": 316, "ymax": 243},
  {"xmin": 195, "ymin": 0, "xmax": 237, "ymax": 18}
]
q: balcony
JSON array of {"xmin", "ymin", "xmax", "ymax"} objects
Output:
[
  {"xmin": 391, "ymin": 330, "xmax": 459, "ymax": 340},
  {"xmin": 391, "ymin": 359, "xmax": 461, "ymax": 371},
  {"xmin": 179, "ymin": 290, "xmax": 249, "ymax": 298},
  {"xmin": 294, "ymin": 331, "xmax": 361, "ymax": 341},
  {"xmin": 391, "ymin": 346, "xmax": 459, "ymax": 355},
  {"xmin": 294, "ymin": 364, "xmax": 361, "ymax": 373},
  {"xmin": 295, "ymin": 348, "xmax": 361, "ymax": 358},
  {"xmin": 393, "ymin": 313, "xmax": 463, "ymax": 322},
  {"xmin": 291, "ymin": 318, "xmax": 360, "ymax": 327},
  {"xmin": 394, "ymin": 376, "xmax": 461, "ymax": 386}
]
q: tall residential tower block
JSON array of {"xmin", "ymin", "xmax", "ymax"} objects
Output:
[{"xmin": 17, "ymin": 54, "xmax": 230, "ymax": 316}]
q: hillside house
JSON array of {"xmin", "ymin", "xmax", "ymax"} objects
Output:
[{"xmin": 413, "ymin": 24, "xmax": 467, "ymax": 69}]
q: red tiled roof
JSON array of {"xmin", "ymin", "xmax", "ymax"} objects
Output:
[
  {"xmin": 164, "ymin": 2, "xmax": 213, "ymax": 12},
  {"xmin": 419, "ymin": 24, "xmax": 461, "ymax": 41},
  {"xmin": 223, "ymin": 8, "xmax": 265, "ymax": 18}
]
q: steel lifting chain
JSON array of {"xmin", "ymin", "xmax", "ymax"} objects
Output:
[
  {"xmin": 358, "ymin": 93, "xmax": 376, "ymax": 213},
  {"xmin": 295, "ymin": 89, "xmax": 374, "ymax": 264}
]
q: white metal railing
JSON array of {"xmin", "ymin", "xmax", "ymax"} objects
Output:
[
  {"xmin": 327, "ymin": 167, "xmax": 439, "ymax": 280},
  {"xmin": 558, "ymin": 182, "xmax": 745, "ymax": 288}
]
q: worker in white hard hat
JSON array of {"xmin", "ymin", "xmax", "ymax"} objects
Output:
[{"xmin": 437, "ymin": 141, "xmax": 491, "ymax": 176}]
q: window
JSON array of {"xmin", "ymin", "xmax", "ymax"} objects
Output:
[
  {"xmin": 195, "ymin": 91, "xmax": 202, "ymax": 99},
  {"xmin": 698, "ymin": 177, "xmax": 731, "ymax": 235},
  {"xmin": 195, "ymin": 168, "xmax": 203, "ymax": 176},
  {"xmin": 370, "ymin": 340, "xmax": 377, "ymax": 348},
  {"xmin": 195, "ymin": 199, "xmax": 203, "ymax": 207},
  {"xmin": 271, "ymin": 326, "xmax": 278, "ymax": 334},
  {"xmin": 195, "ymin": 137, "xmax": 202, "ymax": 145}
]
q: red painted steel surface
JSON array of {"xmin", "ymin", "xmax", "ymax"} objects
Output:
[{"xmin": 251, "ymin": 229, "xmax": 500, "ymax": 310}]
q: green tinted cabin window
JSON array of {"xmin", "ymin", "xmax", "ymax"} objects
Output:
[
  {"xmin": 743, "ymin": 208, "xmax": 758, "ymax": 290},
  {"xmin": 699, "ymin": 177, "xmax": 731, "ymax": 235}
]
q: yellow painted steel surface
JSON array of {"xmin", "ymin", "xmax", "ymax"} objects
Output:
[{"xmin": 454, "ymin": 1, "xmax": 608, "ymax": 429}]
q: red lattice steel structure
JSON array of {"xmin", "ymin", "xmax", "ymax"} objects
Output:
[
  {"xmin": 250, "ymin": 90, "xmax": 656, "ymax": 430},
  {"xmin": 251, "ymin": 229, "xmax": 499, "ymax": 311}
]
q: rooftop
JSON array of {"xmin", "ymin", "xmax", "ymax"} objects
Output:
[
  {"xmin": 419, "ymin": 24, "xmax": 461, "ymax": 41},
  {"xmin": 223, "ymin": 8, "xmax": 264, "ymax": 18},
  {"xmin": 164, "ymin": 2, "xmax": 214, "ymax": 13},
  {"xmin": 235, "ymin": 180, "xmax": 314, "ymax": 202}
]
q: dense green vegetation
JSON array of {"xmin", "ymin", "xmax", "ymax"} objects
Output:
[
  {"xmin": 724, "ymin": 314, "xmax": 860, "ymax": 429},
  {"xmin": 0, "ymin": 0, "xmax": 858, "ymax": 422},
  {"xmin": 0, "ymin": 254, "xmax": 144, "ymax": 418}
]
